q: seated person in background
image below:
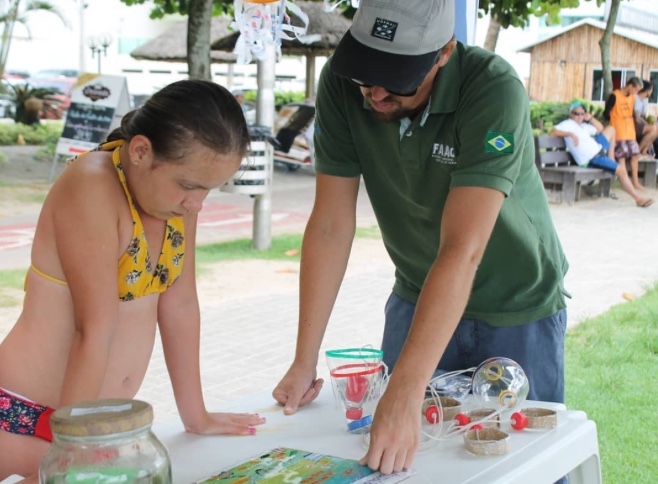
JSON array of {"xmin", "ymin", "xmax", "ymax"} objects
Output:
[
  {"xmin": 604, "ymin": 76, "xmax": 643, "ymax": 190},
  {"xmin": 551, "ymin": 102, "xmax": 653, "ymax": 208},
  {"xmin": 232, "ymin": 89, "xmax": 249, "ymax": 113},
  {"xmin": 634, "ymin": 80, "xmax": 658, "ymax": 158},
  {"xmin": 0, "ymin": 80, "xmax": 266, "ymax": 481}
]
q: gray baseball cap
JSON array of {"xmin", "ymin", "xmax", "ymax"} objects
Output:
[{"xmin": 331, "ymin": 0, "xmax": 455, "ymax": 95}]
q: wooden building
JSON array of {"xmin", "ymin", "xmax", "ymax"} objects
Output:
[{"xmin": 519, "ymin": 18, "xmax": 658, "ymax": 110}]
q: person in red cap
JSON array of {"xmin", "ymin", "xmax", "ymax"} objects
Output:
[{"xmin": 273, "ymin": 0, "xmax": 569, "ymax": 474}]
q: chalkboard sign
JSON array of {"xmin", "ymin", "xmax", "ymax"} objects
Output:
[
  {"xmin": 60, "ymin": 102, "xmax": 115, "ymax": 144},
  {"xmin": 56, "ymin": 74, "xmax": 131, "ymax": 156}
]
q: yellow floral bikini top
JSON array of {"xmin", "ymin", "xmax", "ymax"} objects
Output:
[{"xmin": 29, "ymin": 140, "xmax": 186, "ymax": 301}]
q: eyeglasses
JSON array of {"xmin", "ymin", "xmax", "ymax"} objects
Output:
[
  {"xmin": 350, "ymin": 78, "xmax": 418, "ymax": 97},
  {"xmin": 572, "ymin": 111, "xmax": 586, "ymax": 116}
]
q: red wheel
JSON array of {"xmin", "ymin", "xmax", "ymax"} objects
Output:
[
  {"xmin": 345, "ymin": 407, "xmax": 363, "ymax": 421},
  {"xmin": 511, "ymin": 411, "xmax": 528, "ymax": 430},
  {"xmin": 471, "ymin": 423, "xmax": 484, "ymax": 430},
  {"xmin": 454, "ymin": 413, "xmax": 470, "ymax": 427},
  {"xmin": 425, "ymin": 405, "xmax": 440, "ymax": 424}
]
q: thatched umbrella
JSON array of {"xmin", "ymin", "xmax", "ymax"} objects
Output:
[
  {"xmin": 131, "ymin": 16, "xmax": 237, "ymax": 64},
  {"xmin": 211, "ymin": 1, "xmax": 351, "ymax": 99}
]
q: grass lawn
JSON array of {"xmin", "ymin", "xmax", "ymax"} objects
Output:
[
  {"xmin": 0, "ymin": 269, "xmax": 25, "ymax": 306},
  {"xmin": 195, "ymin": 226, "xmax": 381, "ymax": 266},
  {"xmin": 565, "ymin": 284, "xmax": 658, "ymax": 483}
]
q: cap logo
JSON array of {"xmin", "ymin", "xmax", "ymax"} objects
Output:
[{"xmin": 371, "ymin": 18, "xmax": 397, "ymax": 42}]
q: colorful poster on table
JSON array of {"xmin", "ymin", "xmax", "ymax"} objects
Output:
[
  {"xmin": 194, "ymin": 447, "xmax": 415, "ymax": 483},
  {"xmin": 55, "ymin": 74, "xmax": 131, "ymax": 156}
]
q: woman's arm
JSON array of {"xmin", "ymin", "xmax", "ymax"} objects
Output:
[
  {"xmin": 50, "ymin": 156, "xmax": 122, "ymax": 406},
  {"xmin": 157, "ymin": 212, "xmax": 205, "ymax": 423},
  {"xmin": 157, "ymin": 213, "xmax": 264, "ymax": 435}
]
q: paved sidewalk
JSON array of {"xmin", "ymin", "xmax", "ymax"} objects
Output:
[
  {"xmin": 1, "ymin": 178, "xmax": 657, "ymax": 423},
  {"xmin": 137, "ymin": 187, "xmax": 658, "ymax": 423}
]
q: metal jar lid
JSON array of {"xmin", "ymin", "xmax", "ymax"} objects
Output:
[{"xmin": 50, "ymin": 399, "xmax": 153, "ymax": 437}]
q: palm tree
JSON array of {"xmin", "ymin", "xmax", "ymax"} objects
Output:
[
  {"xmin": 0, "ymin": 81, "xmax": 62, "ymax": 124},
  {"xmin": 0, "ymin": 0, "xmax": 67, "ymax": 79}
]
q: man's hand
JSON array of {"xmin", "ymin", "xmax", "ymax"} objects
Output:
[
  {"xmin": 272, "ymin": 364, "xmax": 324, "ymax": 415},
  {"xmin": 359, "ymin": 388, "xmax": 423, "ymax": 474}
]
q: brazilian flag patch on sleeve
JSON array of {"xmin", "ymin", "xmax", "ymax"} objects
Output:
[{"xmin": 484, "ymin": 131, "xmax": 514, "ymax": 154}]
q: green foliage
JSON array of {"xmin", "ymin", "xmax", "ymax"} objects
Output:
[
  {"xmin": 566, "ymin": 284, "xmax": 658, "ymax": 483},
  {"xmin": 118, "ymin": 0, "xmax": 232, "ymax": 19},
  {"xmin": 243, "ymin": 90, "xmax": 307, "ymax": 112},
  {"xmin": 274, "ymin": 91, "xmax": 307, "ymax": 111},
  {"xmin": 0, "ymin": 83, "xmax": 63, "ymax": 125},
  {"xmin": 478, "ymin": 0, "xmax": 605, "ymax": 29},
  {"xmin": 0, "ymin": 268, "xmax": 27, "ymax": 307},
  {"xmin": 0, "ymin": 121, "xmax": 63, "ymax": 146},
  {"xmin": 195, "ymin": 227, "xmax": 378, "ymax": 267},
  {"xmin": 355, "ymin": 225, "xmax": 382, "ymax": 239},
  {"xmin": 195, "ymin": 233, "xmax": 303, "ymax": 265},
  {"xmin": 530, "ymin": 99, "xmax": 606, "ymax": 134}
]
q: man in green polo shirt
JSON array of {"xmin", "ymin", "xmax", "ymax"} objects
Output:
[{"xmin": 272, "ymin": 0, "xmax": 569, "ymax": 474}]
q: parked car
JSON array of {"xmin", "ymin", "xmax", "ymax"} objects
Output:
[
  {"xmin": 5, "ymin": 69, "xmax": 30, "ymax": 79},
  {"xmin": 3, "ymin": 72, "xmax": 28, "ymax": 86},
  {"xmin": 31, "ymin": 68, "xmax": 79, "ymax": 79}
]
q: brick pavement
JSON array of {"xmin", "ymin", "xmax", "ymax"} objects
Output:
[
  {"xmin": 137, "ymin": 257, "xmax": 394, "ymax": 423},
  {"xmin": 1, "ymin": 177, "xmax": 658, "ymax": 425},
  {"xmin": 134, "ymin": 190, "xmax": 658, "ymax": 423}
]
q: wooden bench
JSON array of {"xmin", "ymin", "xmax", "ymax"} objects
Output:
[
  {"xmin": 626, "ymin": 159, "xmax": 657, "ymax": 189},
  {"xmin": 534, "ymin": 135, "xmax": 614, "ymax": 205}
]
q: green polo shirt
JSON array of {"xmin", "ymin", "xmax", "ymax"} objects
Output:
[{"xmin": 314, "ymin": 42, "xmax": 568, "ymax": 326}]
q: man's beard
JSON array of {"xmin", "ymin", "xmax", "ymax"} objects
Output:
[{"xmin": 365, "ymin": 96, "xmax": 417, "ymax": 123}]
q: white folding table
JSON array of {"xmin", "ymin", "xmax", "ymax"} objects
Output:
[{"xmin": 153, "ymin": 390, "xmax": 602, "ymax": 484}]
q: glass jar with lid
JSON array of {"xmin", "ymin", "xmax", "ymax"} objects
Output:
[{"xmin": 39, "ymin": 398, "xmax": 171, "ymax": 484}]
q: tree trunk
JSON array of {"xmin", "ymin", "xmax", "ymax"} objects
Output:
[
  {"xmin": 187, "ymin": 0, "xmax": 212, "ymax": 81},
  {"xmin": 22, "ymin": 96, "xmax": 42, "ymax": 125},
  {"xmin": 599, "ymin": 0, "xmax": 621, "ymax": 101},
  {"xmin": 0, "ymin": 0, "xmax": 21, "ymax": 80},
  {"xmin": 483, "ymin": 14, "xmax": 501, "ymax": 52}
]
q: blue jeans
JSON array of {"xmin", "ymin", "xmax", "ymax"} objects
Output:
[{"xmin": 381, "ymin": 293, "xmax": 566, "ymax": 403}]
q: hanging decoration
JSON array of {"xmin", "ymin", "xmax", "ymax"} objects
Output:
[
  {"xmin": 232, "ymin": 0, "xmax": 320, "ymax": 64},
  {"xmin": 323, "ymin": 0, "xmax": 359, "ymax": 12}
]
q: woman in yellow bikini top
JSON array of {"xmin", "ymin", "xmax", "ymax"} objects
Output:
[
  {"xmin": 0, "ymin": 79, "xmax": 267, "ymax": 480},
  {"xmin": 29, "ymin": 140, "xmax": 186, "ymax": 301}
]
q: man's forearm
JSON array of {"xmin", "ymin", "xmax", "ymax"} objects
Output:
[
  {"xmin": 588, "ymin": 116, "xmax": 604, "ymax": 131},
  {"xmin": 294, "ymin": 220, "xmax": 354, "ymax": 366},
  {"xmin": 549, "ymin": 128, "xmax": 572, "ymax": 138}
]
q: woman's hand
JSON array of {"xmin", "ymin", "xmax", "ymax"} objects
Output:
[{"xmin": 184, "ymin": 411, "xmax": 266, "ymax": 436}]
